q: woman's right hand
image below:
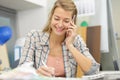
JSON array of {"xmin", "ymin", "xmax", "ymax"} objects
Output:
[{"xmin": 36, "ymin": 66, "xmax": 55, "ymax": 77}]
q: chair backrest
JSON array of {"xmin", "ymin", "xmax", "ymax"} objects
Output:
[{"xmin": 76, "ymin": 27, "xmax": 87, "ymax": 77}]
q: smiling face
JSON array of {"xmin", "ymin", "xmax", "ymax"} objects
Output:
[
  {"xmin": 42, "ymin": 0, "xmax": 77, "ymax": 34},
  {"xmin": 50, "ymin": 7, "xmax": 73, "ymax": 36}
]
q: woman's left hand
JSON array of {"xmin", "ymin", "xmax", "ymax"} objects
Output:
[{"xmin": 65, "ymin": 21, "xmax": 77, "ymax": 49}]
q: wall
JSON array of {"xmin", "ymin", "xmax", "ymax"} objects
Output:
[
  {"xmin": 16, "ymin": 7, "xmax": 47, "ymax": 37},
  {"xmin": 25, "ymin": 0, "xmax": 46, "ymax": 7},
  {"xmin": 112, "ymin": 0, "xmax": 120, "ymax": 34},
  {"xmin": 89, "ymin": 0, "xmax": 109, "ymax": 53},
  {"xmin": 111, "ymin": 0, "xmax": 120, "ymax": 56}
]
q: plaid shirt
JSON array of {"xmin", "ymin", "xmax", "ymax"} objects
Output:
[{"xmin": 19, "ymin": 30, "xmax": 100, "ymax": 77}]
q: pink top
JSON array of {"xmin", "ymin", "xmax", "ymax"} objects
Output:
[{"xmin": 46, "ymin": 54, "xmax": 65, "ymax": 77}]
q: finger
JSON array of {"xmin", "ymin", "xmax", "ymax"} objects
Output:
[
  {"xmin": 67, "ymin": 26, "xmax": 77, "ymax": 32},
  {"xmin": 66, "ymin": 29, "xmax": 73, "ymax": 36},
  {"xmin": 37, "ymin": 70, "xmax": 52, "ymax": 77},
  {"xmin": 70, "ymin": 21, "xmax": 75, "ymax": 26},
  {"xmin": 67, "ymin": 28, "xmax": 73, "ymax": 31},
  {"xmin": 48, "ymin": 67, "xmax": 55, "ymax": 76},
  {"xmin": 40, "ymin": 66, "xmax": 55, "ymax": 76},
  {"xmin": 69, "ymin": 22, "xmax": 77, "ymax": 31},
  {"xmin": 42, "ymin": 66, "xmax": 54, "ymax": 74},
  {"xmin": 37, "ymin": 69, "xmax": 52, "ymax": 77},
  {"xmin": 37, "ymin": 66, "xmax": 52, "ymax": 77}
]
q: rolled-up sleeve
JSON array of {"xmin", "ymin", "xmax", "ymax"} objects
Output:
[
  {"xmin": 85, "ymin": 60, "xmax": 100, "ymax": 75},
  {"xmin": 74, "ymin": 35, "xmax": 100, "ymax": 75}
]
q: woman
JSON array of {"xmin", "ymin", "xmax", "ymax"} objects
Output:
[{"xmin": 19, "ymin": 0, "xmax": 100, "ymax": 77}]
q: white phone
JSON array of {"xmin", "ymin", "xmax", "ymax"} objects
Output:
[{"xmin": 66, "ymin": 15, "xmax": 76, "ymax": 37}]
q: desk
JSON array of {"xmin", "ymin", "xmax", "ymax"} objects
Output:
[
  {"xmin": 82, "ymin": 71, "xmax": 120, "ymax": 80},
  {"xmin": 1, "ymin": 70, "xmax": 120, "ymax": 80},
  {"xmin": 0, "ymin": 72, "xmax": 82, "ymax": 80},
  {"xmin": 0, "ymin": 63, "xmax": 120, "ymax": 80},
  {"xmin": 0, "ymin": 63, "xmax": 82, "ymax": 80}
]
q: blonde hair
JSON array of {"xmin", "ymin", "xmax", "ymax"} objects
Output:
[{"xmin": 42, "ymin": 0, "xmax": 77, "ymax": 33}]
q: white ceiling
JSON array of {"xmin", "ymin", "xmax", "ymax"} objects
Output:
[{"xmin": 0, "ymin": 0, "xmax": 44, "ymax": 11}]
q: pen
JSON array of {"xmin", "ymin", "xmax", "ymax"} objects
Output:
[{"xmin": 41, "ymin": 60, "xmax": 48, "ymax": 68}]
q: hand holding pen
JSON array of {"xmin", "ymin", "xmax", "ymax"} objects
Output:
[
  {"xmin": 41, "ymin": 60, "xmax": 55, "ymax": 77},
  {"xmin": 36, "ymin": 60, "xmax": 55, "ymax": 77}
]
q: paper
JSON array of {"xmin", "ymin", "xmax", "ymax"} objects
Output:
[{"xmin": 14, "ymin": 47, "xmax": 20, "ymax": 61}]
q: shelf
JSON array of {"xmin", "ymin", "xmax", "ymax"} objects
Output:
[{"xmin": 0, "ymin": 0, "xmax": 46, "ymax": 11}]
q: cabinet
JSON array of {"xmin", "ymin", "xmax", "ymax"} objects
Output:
[
  {"xmin": 76, "ymin": 27, "xmax": 87, "ymax": 77},
  {"xmin": 86, "ymin": 26, "xmax": 101, "ymax": 63}
]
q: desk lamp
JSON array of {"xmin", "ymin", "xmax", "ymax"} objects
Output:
[
  {"xmin": 0, "ymin": 26, "xmax": 12, "ymax": 71},
  {"xmin": 0, "ymin": 26, "xmax": 12, "ymax": 45}
]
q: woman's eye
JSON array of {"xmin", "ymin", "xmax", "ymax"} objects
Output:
[
  {"xmin": 64, "ymin": 20, "xmax": 70, "ymax": 23},
  {"xmin": 54, "ymin": 18, "xmax": 59, "ymax": 21}
]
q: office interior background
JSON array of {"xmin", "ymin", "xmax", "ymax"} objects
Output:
[{"xmin": 0, "ymin": 0, "xmax": 120, "ymax": 71}]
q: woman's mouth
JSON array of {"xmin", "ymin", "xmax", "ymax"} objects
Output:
[{"xmin": 56, "ymin": 28, "xmax": 64, "ymax": 32}]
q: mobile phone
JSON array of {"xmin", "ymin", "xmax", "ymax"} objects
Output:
[
  {"xmin": 72, "ymin": 15, "xmax": 76, "ymax": 22},
  {"xmin": 65, "ymin": 15, "xmax": 76, "ymax": 37}
]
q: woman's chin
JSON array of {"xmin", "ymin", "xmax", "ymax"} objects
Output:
[{"xmin": 55, "ymin": 32, "xmax": 65, "ymax": 36}]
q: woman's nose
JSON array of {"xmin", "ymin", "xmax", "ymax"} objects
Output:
[{"xmin": 58, "ymin": 20, "xmax": 63, "ymax": 27}]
